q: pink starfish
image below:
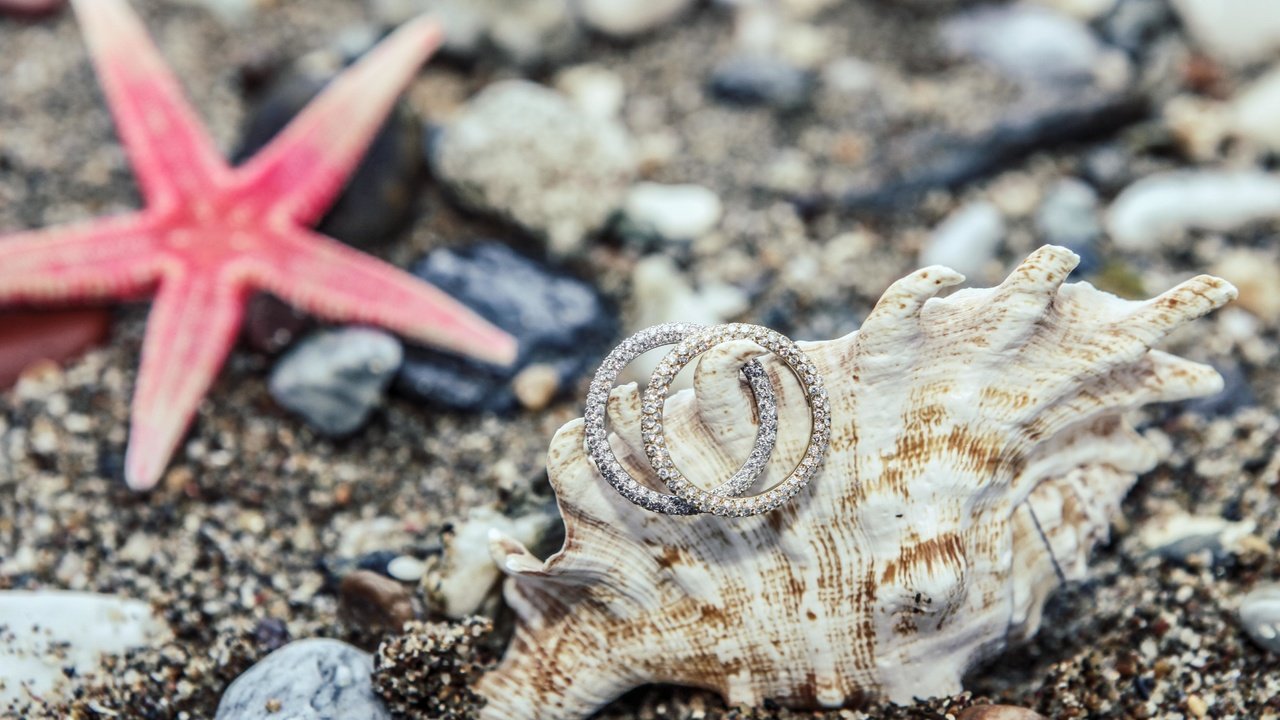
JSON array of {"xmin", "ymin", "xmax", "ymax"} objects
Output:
[{"xmin": 0, "ymin": 0, "xmax": 517, "ymax": 490}]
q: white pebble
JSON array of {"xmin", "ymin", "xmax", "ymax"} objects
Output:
[
  {"xmin": 920, "ymin": 202, "xmax": 1006, "ymax": 280},
  {"xmin": 1106, "ymin": 171, "xmax": 1280, "ymax": 251}
]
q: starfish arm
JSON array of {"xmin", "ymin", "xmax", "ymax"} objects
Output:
[
  {"xmin": 259, "ymin": 229, "xmax": 517, "ymax": 365},
  {"xmin": 0, "ymin": 215, "xmax": 162, "ymax": 303},
  {"xmin": 233, "ymin": 16, "xmax": 444, "ymax": 227},
  {"xmin": 71, "ymin": 0, "xmax": 229, "ymax": 210},
  {"xmin": 125, "ymin": 269, "xmax": 248, "ymax": 490}
]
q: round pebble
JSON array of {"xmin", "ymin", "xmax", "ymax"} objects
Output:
[{"xmin": 1240, "ymin": 583, "xmax": 1280, "ymax": 655}]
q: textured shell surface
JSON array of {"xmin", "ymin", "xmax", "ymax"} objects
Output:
[{"xmin": 477, "ymin": 246, "xmax": 1237, "ymax": 720}]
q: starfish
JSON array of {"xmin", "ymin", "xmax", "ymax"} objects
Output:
[{"xmin": 0, "ymin": 0, "xmax": 517, "ymax": 490}]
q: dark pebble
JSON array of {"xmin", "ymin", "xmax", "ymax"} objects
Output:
[
  {"xmin": 0, "ymin": 308, "xmax": 111, "ymax": 389},
  {"xmin": 339, "ymin": 570, "xmax": 416, "ymax": 635},
  {"xmin": 394, "ymin": 243, "xmax": 617, "ymax": 412},
  {"xmin": 709, "ymin": 55, "xmax": 814, "ymax": 112},
  {"xmin": 244, "ymin": 293, "xmax": 311, "ymax": 355},
  {"xmin": 1101, "ymin": 0, "xmax": 1174, "ymax": 56},
  {"xmin": 1185, "ymin": 361, "xmax": 1256, "ymax": 417},
  {"xmin": 234, "ymin": 70, "xmax": 420, "ymax": 248}
]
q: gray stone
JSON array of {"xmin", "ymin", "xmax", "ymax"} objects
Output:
[
  {"xmin": 941, "ymin": 4, "xmax": 1108, "ymax": 86},
  {"xmin": 215, "ymin": 639, "xmax": 390, "ymax": 720},
  {"xmin": 0, "ymin": 591, "xmax": 169, "ymax": 707},
  {"xmin": 430, "ymin": 81, "xmax": 636, "ymax": 256},
  {"xmin": 620, "ymin": 182, "xmax": 723, "ymax": 243},
  {"xmin": 709, "ymin": 55, "xmax": 814, "ymax": 111},
  {"xmin": 269, "ymin": 328, "xmax": 403, "ymax": 437},
  {"xmin": 574, "ymin": 0, "xmax": 694, "ymax": 37},
  {"xmin": 372, "ymin": 0, "xmax": 580, "ymax": 67},
  {"xmin": 1036, "ymin": 177, "xmax": 1101, "ymax": 247},
  {"xmin": 1240, "ymin": 583, "xmax": 1280, "ymax": 655}
]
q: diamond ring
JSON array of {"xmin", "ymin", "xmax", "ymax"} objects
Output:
[
  {"xmin": 642, "ymin": 323, "xmax": 830, "ymax": 517},
  {"xmin": 583, "ymin": 322, "xmax": 778, "ymax": 515}
]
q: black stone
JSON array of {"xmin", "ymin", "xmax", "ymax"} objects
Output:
[
  {"xmin": 233, "ymin": 70, "xmax": 421, "ymax": 248},
  {"xmin": 395, "ymin": 243, "xmax": 617, "ymax": 412},
  {"xmin": 709, "ymin": 55, "xmax": 814, "ymax": 112}
]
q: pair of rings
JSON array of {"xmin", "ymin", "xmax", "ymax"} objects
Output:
[{"xmin": 583, "ymin": 322, "xmax": 830, "ymax": 517}]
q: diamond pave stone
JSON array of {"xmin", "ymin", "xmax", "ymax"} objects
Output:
[
  {"xmin": 642, "ymin": 323, "xmax": 831, "ymax": 517},
  {"xmin": 584, "ymin": 322, "xmax": 780, "ymax": 516}
]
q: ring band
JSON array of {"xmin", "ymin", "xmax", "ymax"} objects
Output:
[
  {"xmin": 642, "ymin": 323, "xmax": 830, "ymax": 517},
  {"xmin": 584, "ymin": 323, "xmax": 779, "ymax": 515}
]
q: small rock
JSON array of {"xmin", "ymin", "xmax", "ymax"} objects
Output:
[
  {"xmin": 373, "ymin": 618, "xmax": 492, "ymax": 718},
  {"xmin": 554, "ymin": 63, "xmax": 626, "ymax": 120},
  {"xmin": 1035, "ymin": 178, "xmax": 1102, "ymax": 274},
  {"xmin": 574, "ymin": 0, "xmax": 694, "ymax": 38},
  {"xmin": 627, "ymin": 255, "xmax": 750, "ymax": 383},
  {"xmin": 1169, "ymin": 0, "xmax": 1280, "ymax": 65},
  {"xmin": 386, "ymin": 555, "xmax": 428, "ymax": 583},
  {"xmin": 1232, "ymin": 65, "xmax": 1280, "ymax": 154},
  {"xmin": 709, "ymin": 55, "xmax": 814, "ymax": 111},
  {"xmin": 0, "ymin": 309, "xmax": 110, "ymax": 390},
  {"xmin": 941, "ymin": 4, "xmax": 1110, "ymax": 86},
  {"xmin": 1138, "ymin": 511, "xmax": 1257, "ymax": 559},
  {"xmin": 215, "ymin": 639, "xmax": 390, "ymax": 720},
  {"xmin": 1240, "ymin": 583, "xmax": 1280, "ymax": 655},
  {"xmin": 1211, "ymin": 249, "xmax": 1280, "ymax": 324},
  {"xmin": 1106, "ymin": 171, "xmax": 1280, "ymax": 250},
  {"xmin": 1029, "ymin": 0, "xmax": 1116, "ymax": 20},
  {"xmin": 920, "ymin": 202, "xmax": 1006, "ymax": 280},
  {"xmin": 395, "ymin": 243, "xmax": 615, "ymax": 412},
  {"xmin": 512, "ymin": 363, "xmax": 561, "ymax": 411},
  {"xmin": 956, "ymin": 706, "xmax": 1048, "ymax": 720},
  {"xmin": 269, "ymin": 327, "xmax": 403, "ymax": 437},
  {"xmin": 1100, "ymin": 0, "xmax": 1173, "ymax": 55},
  {"xmin": 339, "ymin": 570, "xmax": 417, "ymax": 634},
  {"xmin": 430, "ymin": 80, "xmax": 636, "ymax": 256},
  {"xmin": 235, "ymin": 70, "xmax": 420, "ymax": 249},
  {"xmin": 0, "ymin": 0, "xmax": 65, "ymax": 17},
  {"xmin": 374, "ymin": 0, "xmax": 579, "ymax": 67},
  {"xmin": 425, "ymin": 505, "xmax": 560, "ymax": 618},
  {"xmin": 0, "ymin": 592, "xmax": 168, "ymax": 706},
  {"xmin": 620, "ymin": 182, "xmax": 724, "ymax": 244}
]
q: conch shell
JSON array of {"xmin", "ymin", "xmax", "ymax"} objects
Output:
[{"xmin": 476, "ymin": 246, "xmax": 1235, "ymax": 719}]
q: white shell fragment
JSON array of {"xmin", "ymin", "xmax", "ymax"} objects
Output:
[{"xmin": 468, "ymin": 246, "xmax": 1236, "ymax": 719}]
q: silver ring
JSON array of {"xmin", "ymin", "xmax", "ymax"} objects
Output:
[
  {"xmin": 642, "ymin": 323, "xmax": 830, "ymax": 517},
  {"xmin": 584, "ymin": 323, "xmax": 778, "ymax": 515}
]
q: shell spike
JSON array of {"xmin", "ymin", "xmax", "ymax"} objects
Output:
[
  {"xmin": 1124, "ymin": 274, "xmax": 1237, "ymax": 343},
  {"xmin": 856, "ymin": 265, "xmax": 964, "ymax": 355}
]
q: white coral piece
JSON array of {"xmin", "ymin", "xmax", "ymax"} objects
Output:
[{"xmin": 476, "ymin": 246, "xmax": 1236, "ymax": 719}]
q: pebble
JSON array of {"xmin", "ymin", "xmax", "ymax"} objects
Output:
[
  {"xmin": 268, "ymin": 327, "xmax": 403, "ymax": 437},
  {"xmin": 940, "ymin": 4, "xmax": 1108, "ymax": 86},
  {"xmin": 1232, "ymin": 65, "xmax": 1280, "ymax": 154},
  {"xmin": 554, "ymin": 63, "xmax": 626, "ymax": 120},
  {"xmin": 1211, "ymin": 249, "xmax": 1280, "ymax": 324},
  {"xmin": 956, "ymin": 706, "xmax": 1048, "ymax": 720},
  {"xmin": 0, "ymin": 308, "xmax": 110, "ymax": 390},
  {"xmin": 430, "ymin": 80, "xmax": 636, "ymax": 256},
  {"xmin": 574, "ymin": 0, "xmax": 694, "ymax": 38},
  {"xmin": 395, "ymin": 243, "xmax": 616, "ymax": 412},
  {"xmin": 1138, "ymin": 511, "xmax": 1257, "ymax": 560},
  {"xmin": 1106, "ymin": 171, "xmax": 1280, "ymax": 251},
  {"xmin": 1100, "ymin": 0, "xmax": 1173, "ymax": 55},
  {"xmin": 920, "ymin": 202, "xmax": 1006, "ymax": 280},
  {"xmin": 374, "ymin": 0, "xmax": 579, "ymax": 67},
  {"xmin": 235, "ymin": 70, "xmax": 419, "ymax": 249},
  {"xmin": 511, "ymin": 363, "xmax": 561, "ymax": 411},
  {"xmin": 627, "ymin": 255, "xmax": 750, "ymax": 384},
  {"xmin": 1239, "ymin": 583, "xmax": 1280, "ymax": 655},
  {"xmin": 425, "ymin": 505, "xmax": 561, "ymax": 618},
  {"xmin": 386, "ymin": 555, "xmax": 428, "ymax": 583},
  {"xmin": 620, "ymin": 182, "xmax": 723, "ymax": 244},
  {"xmin": 0, "ymin": 591, "xmax": 168, "ymax": 707},
  {"xmin": 1029, "ymin": 0, "xmax": 1116, "ymax": 20},
  {"xmin": 339, "ymin": 570, "xmax": 416, "ymax": 634},
  {"xmin": 214, "ymin": 639, "xmax": 390, "ymax": 720},
  {"xmin": 1035, "ymin": 178, "xmax": 1102, "ymax": 274},
  {"xmin": 1169, "ymin": 0, "xmax": 1280, "ymax": 65},
  {"xmin": 709, "ymin": 55, "xmax": 814, "ymax": 112}
]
